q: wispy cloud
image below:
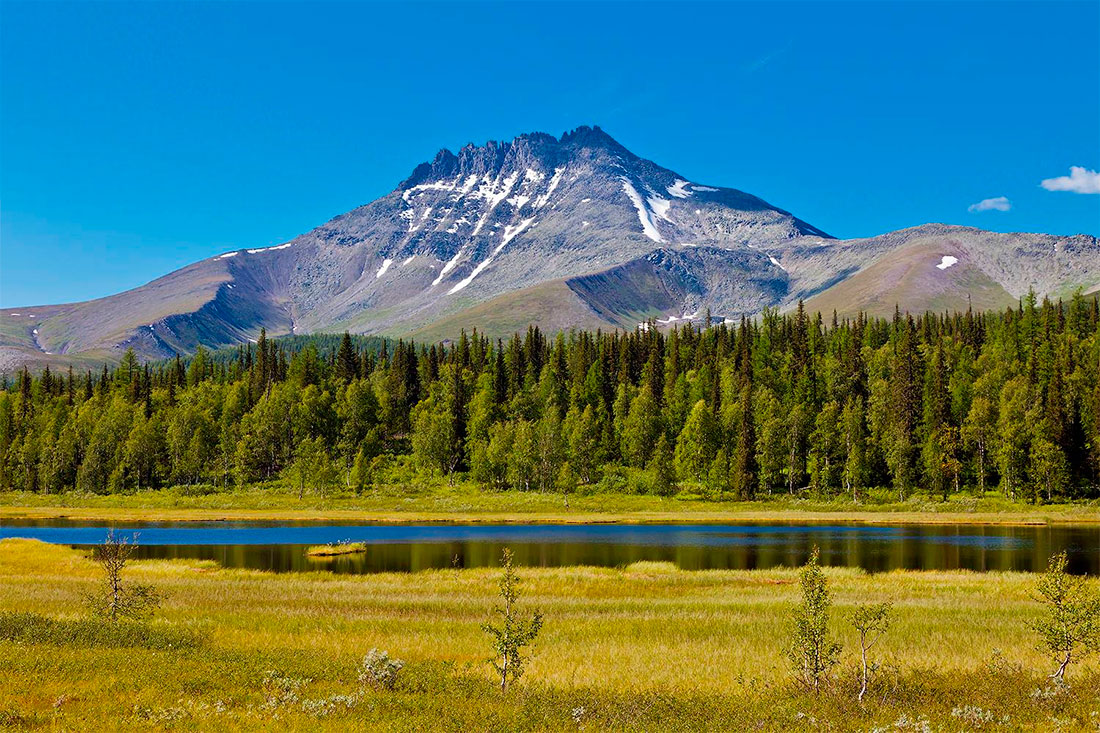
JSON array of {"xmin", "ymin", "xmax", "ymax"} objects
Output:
[
  {"xmin": 743, "ymin": 40, "xmax": 793, "ymax": 75},
  {"xmin": 1040, "ymin": 166, "xmax": 1100, "ymax": 194},
  {"xmin": 968, "ymin": 196, "xmax": 1012, "ymax": 213}
]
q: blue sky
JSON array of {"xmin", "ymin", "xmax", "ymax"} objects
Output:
[{"xmin": 2, "ymin": 1, "xmax": 1098, "ymax": 307}]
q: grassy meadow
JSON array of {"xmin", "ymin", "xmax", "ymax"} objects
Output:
[
  {"xmin": 2, "ymin": 485, "xmax": 1100, "ymax": 525},
  {"xmin": 2, "ymin": 537, "xmax": 1099, "ymax": 730}
]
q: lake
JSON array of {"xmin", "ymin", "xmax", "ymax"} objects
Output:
[{"xmin": 3, "ymin": 519, "xmax": 1099, "ymax": 574}]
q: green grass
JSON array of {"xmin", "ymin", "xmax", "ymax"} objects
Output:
[
  {"xmin": 2, "ymin": 484, "xmax": 1099, "ymax": 525},
  {"xmin": 0, "ymin": 612, "xmax": 207, "ymax": 651},
  {"xmin": 407, "ymin": 280, "xmax": 617, "ymax": 343},
  {"xmin": 1, "ymin": 539, "xmax": 1099, "ymax": 730},
  {"xmin": 307, "ymin": 542, "xmax": 369, "ymax": 557}
]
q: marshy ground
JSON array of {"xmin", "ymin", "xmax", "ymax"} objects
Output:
[{"xmin": 1, "ymin": 535, "xmax": 1098, "ymax": 730}]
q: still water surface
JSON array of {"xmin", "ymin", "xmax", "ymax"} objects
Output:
[{"xmin": 3, "ymin": 519, "xmax": 1098, "ymax": 574}]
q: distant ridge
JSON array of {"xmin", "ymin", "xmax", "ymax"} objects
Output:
[{"xmin": 3, "ymin": 126, "xmax": 1098, "ymax": 371}]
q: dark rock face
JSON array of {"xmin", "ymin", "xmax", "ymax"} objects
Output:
[{"xmin": 3, "ymin": 127, "xmax": 1097, "ymax": 370}]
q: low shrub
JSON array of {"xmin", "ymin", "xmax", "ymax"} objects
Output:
[
  {"xmin": 357, "ymin": 649, "xmax": 404, "ymax": 691},
  {"xmin": 171, "ymin": 483, "xmax": 224, "ymax": 498},
  {"xmin": 593, "ymin": 465, "xmax": 654, "ymax": 495}
]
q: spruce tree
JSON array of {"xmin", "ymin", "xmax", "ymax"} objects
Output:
[{"xmin": 336, "ymin": 332, "xmax": 359, "ymax": 382}]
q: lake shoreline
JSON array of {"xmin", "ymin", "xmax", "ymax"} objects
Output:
[
  {"xmin": 3, "ymin": 489, "xmax": 1100, "ymax": 527},
  {"xmin": 0, "ymin": 510, "xmax": 1083, "ymax": 527}
]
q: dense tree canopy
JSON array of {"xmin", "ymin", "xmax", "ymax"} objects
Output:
[{"xmin": 3, "ymin": 292, "xmax": 1099, "ymax": 501}]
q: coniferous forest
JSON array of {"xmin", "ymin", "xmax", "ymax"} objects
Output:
[{"xmin": 3, "ymin": 293, "xmax": 1099, "ymax": 503}]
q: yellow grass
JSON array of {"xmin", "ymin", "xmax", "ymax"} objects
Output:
[
  {"xmin": 1, "ymin": 538, "xmax": 1098, "ymax": 730},
  {"xmin": 2, "ymin": 486, "xmax": 1099, "ymax": 526}
]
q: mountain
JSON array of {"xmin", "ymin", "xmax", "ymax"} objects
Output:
[{"xmin": 3, "ymin": 126, "xmax": 1098, "ymax": 370}]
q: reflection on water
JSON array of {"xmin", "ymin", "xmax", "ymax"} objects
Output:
[{"xmin": 1, "ymin": 520, "xmax": 1098, "ymax": 575}]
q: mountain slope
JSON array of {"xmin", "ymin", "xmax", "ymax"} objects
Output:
[
  {"xmin": 3, "ymin": 126, "xmax": 1098, "ymax": 369},
  {"xmin": 780, "ymin": 224, "xmax": 1100, "ymax": 318}
]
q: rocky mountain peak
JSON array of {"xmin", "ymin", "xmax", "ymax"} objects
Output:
[
  {"xmin": 558, "ymin": 124, "xmax": 625, "ymax": 151},
  {"xmin": 399, "ymin": 126, "xmax": 628, "ymax": 191}
]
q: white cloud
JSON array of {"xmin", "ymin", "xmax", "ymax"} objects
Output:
[
  {"xmin": 968, "ymin": 196, "xmax": 1012, "ymax": 213},
  {"xmin": 1040, "ymin": 166, "xmax": 1100, "ymax": 194}
]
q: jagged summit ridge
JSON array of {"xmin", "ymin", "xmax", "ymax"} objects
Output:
[
  {"xmin": 399, "ymin": 125, "xmax": 623, "ymax": 190},
  {"xmin": 382, "ymin": 125, "xmax": 827, "ymax": 279}
]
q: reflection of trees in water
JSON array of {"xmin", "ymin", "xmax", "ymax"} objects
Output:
[{"xmin": 123, "ymin": 524, "xmax": 1100, "ymax": 576}]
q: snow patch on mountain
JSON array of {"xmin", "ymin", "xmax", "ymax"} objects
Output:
[
  {"xmin": 534, "ymin": 167, "xmax": 565, "ymax": 208},
  {"xmin": 620, "ymin": 177, "xmax": 664, "ymax": 243},
  {"xmin": 246, "ymin": 243, "xmax": 292, "ymax": 254},
  {"xmin": 376, "ymin": 258, "xmax": 393, "ymax": 278},
  {"xmin": 660, "ymin": 310, "xmax": 699, "ymax": 324},
  {"xmin": 471, "ymin": 170, "xmax": 520, "ymax": 235},
  {"xmin": 668, "ymin": 179, "xmax": 692, "ymax": 198},
  {"xmin": 647, "ymin": 193, "xmax": 673, "ymax": 223},
  {"xmin": 434, "ymin": 247, "xmax": 466, "ymax": 286},
  {"xmin": 638, "ymin": 310, "xmax": 701, "ymax": 330},
  {"xmin": 402, "ymin": 176, "xmax": 476, "ymax": 203},
  {"xmin": 448, "ymin": 217, "xmax": 536, "ymax": 294}
]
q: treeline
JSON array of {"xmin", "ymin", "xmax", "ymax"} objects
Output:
[
  {"xmin": 2, "ymin": 292, "xmax": 1099, "ymax": 501},
  {"xmin": 175, "ymin": 332, "xmax": 391, "ymax": 369}
]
